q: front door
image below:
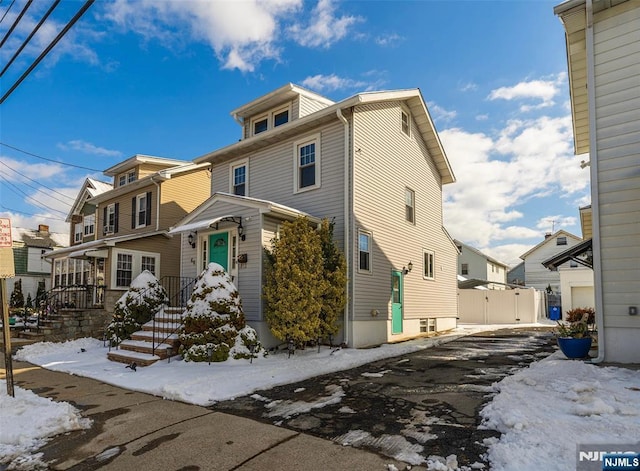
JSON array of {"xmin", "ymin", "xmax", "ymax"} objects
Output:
[
  {"xmin": 391, "ymin": 270, "xmax": 403, "ymax": 334},
  {"xmin": 209, "ymin": 232, "xmax": 229, "ymax": 271}
]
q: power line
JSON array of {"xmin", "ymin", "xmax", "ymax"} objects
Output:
[
  {"xmin": 1, "ymin": 0, "xmax": 61, "ymax": 78},
  {"xmin": 0, "ymin": 0, "xmax": 95, "ymax": 105},
  {"xmin": 0, "ymin": 204, "xmax": 66, "ymax": 222},
  {"xmin": 0, "ymin": 0, "xmax": 16, "ymax": 24},
  {"xmin": 0, "ymin": 0, "xmax": 32, "ymax": 49},
  {"xmin": 0, "ymin": 174, "xmax": 68, "ymax": 215},
  {"xmin": 0, "ymin": 158, "xmax": 77, "ymax": 202},
  {"xmin": 0, "ymin": 168, "xmax": 74, "ymax": 207},
  {"xmin": 0, "ymin": 142, "xmax": 102, "ymax": 172}
]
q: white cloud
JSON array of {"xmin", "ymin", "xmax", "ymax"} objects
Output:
[
  {"xmin": 427, "ymin": 102, "xmax": 457, "ymax": 124},
  {"xmin": 288, "ymin": 0, "xmax": 362, "ymax": 48},
  {"xmin": 459, "ymin": 82, "xmax": 478, "ymax": 92},
  {"xmin": 441, "ymin": 113, "xmax": 589, "ymax": 252},
  {"xmin": 535, "ymin": 215, "xmax": 578, "ymax": 232},
  {"xmin": 57, "ymin": 140, "xmax": 123, "ymax": 158},
  {"xmin": 476, "ymin": 114, "xmax": 489, "ymax": 121},
  {"xmin": 301, "ymin": 74, "xmax": 367, "ymax": 92},
  {"xmin": 487, "ymin": 73, "xmax": 567, "ymax": 112},
  {"xmin": 374, "ymin": 33, "xmax": 403, "ymax": 47}
]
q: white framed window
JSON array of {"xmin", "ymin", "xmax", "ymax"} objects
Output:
[
  {"xmin": 111, "ymin": 249, "xmax": 160, "ymax": 288},
  {"xmin": 74, "ymin": 223, "xmax": 83, "ymax": 243},
  {"xmin": 104, "ymin": 203, "xmax": 116, "ymax": 234},
  {"xmin": 358, "ymin": 230, "xmax": 372, "ymax": 273},
  {"xmin": 405, "ymin": 187, "xmax": 415, "ymax": 224},
  {"xmin": 141, "ymin": 256, "xmax": 156, "ymax": 275},
  {"xmin": 83, "ymin": 214, "xmax": 95, "ymax": 236},
  {"xmin": 231, "ymin": 160, "xmax": 248, "ymax": 196},
  {"xmin": 461, "ymin": 263, "xmax": 468, "ymax": 276},
  {"xmin": 136, "ymin": 193, "xmax": 148, "ymax": 228},
  {"xmin": 127, "ymin": 170, "xmax": 136, "ymax": 183},
  {"xmin": 118, "ymin": 175, "xmax": 126, "ymax": 187},
  {"xmin": 293, "ymin": 134, "xmax": 320, "ymax": 192},
  {"xmin": 423, "ymin": 249, "xmax": 435, "ymax": 280},
  {"xmin": 401, "ymin": 110, "xmax": 410, "ymax": 136},
  {"xmin": 252, "ymin": 115, "xmax": 268, "ymax": 136}
]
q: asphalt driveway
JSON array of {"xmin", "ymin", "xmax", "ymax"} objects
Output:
[{"xmin": 213, "ymin": 327, "xmax": 556, "ymax": 468}]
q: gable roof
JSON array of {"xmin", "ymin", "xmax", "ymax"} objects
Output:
[
  {"xmin": 454, "ymin": 239, "xmax": 509, "ymax": 268},
  {"xmin": 542, "ymin": 238, "xmax": 593, "ymax": 270},
  {"xmin": 66, "ymin": 177, "xmax": 113, "ymax": 222},
  {"xmin": 103, "ymin": 154, "xmax": 191, "ymax": 177},
  {"xmin": 13, "ymin": 226, "xmax": 67, "ymax": 249},
  {"xmin": 195, "ymin": 87, "xmax": 455, "ymax": 185},
  {"xmin": 519, "ymin": 230, "xmax": 582, "ymax": 260}
]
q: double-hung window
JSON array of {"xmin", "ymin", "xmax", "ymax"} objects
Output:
[
  {"xmin": 423, "ymin": 249, "xmax": 435, "ymax": 280},
  {"xmin": 294, "ymin": 135, "xmax": 320, "ymax": 192},
  {"xmin": 127, "ymin": 171, "xmax": 136, "ymax": 183},
  {"xmin": 133, "ymin": 192, "xmax": 151, "ymax": 229},
  {"xmin": 231, "ymin": 162, "xmax": 247, "ymax": 196},
  {"xmin": 83, "ymin": 214, "xmax": 95, "ymax": 236},
  {"xmin": 74, "ymin": 223, "xmax": 83, "ymax": 243},
  {"xmin": 116, "ymin": 253, "xmax": 133, "ymax": 287},
  {"xmin": 118, "ymin": 175, "xmax": 126, "ymax": 187},
  {"xmin": 104, "ymin": 203, "xmax": 118, "ymax": 234},
  {"xmin": 141, "ymin": 256, "xmax": 156, "ymax": 275},
  {"xmin": 405, "ymin": 188, "xmax": 415, "ymax": 224},
  {"xmin": 401, "ymin": 110, "xmax": 410, "ymax": 136},
  {"xmin": 358, "ymin": 230, "xmax": 372, "ymax": 273}
]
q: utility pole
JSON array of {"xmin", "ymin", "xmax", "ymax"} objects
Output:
[{"xmin": 1, "ymin": 217, "xmax": 15, "ymax": 397}]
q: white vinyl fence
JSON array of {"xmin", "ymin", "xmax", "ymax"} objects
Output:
[{"xmin": 458, "ymin": 288, "xmax": 545, "ymax": 324}]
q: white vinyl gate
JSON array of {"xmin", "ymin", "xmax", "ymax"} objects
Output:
[{"xmin": 457, "ymin": 288, "xmax": 545, "ymax": 324}]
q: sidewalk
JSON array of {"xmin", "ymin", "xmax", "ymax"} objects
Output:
[{"xmin": 2, "ymin": 353, "xmax": 409, "ymax": 471}]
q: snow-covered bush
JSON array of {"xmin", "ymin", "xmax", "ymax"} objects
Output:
[
  {"xmin": 105, "ymin": 270, "xmax": 168, "ymax": 345},
  {"xmin": 179, "ymin": 263, "xmax": 261, "ymax": 362}
]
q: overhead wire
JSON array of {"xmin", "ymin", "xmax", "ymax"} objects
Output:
[
  {"xmin": 0, "ymin": 0, "xmax": 95, "ymax": 104},
  {"xmin": 0, "ymin": 142, "xmax": 102, "ymax": 172},
  {"xmin": 0, "ymin": 158, "xmax": 77, "ymax": 202},
  {"xmin": 0, "ymin": 167, "xmax": 75, "ymax": 207},
  {"xmin": 1, "ymin": 0, "xmax": 61, "ymax": 78},
  {"xmin": 0, "ymin": 0, "xmax": 32, "ymax": 49},
  {"xmin": 0, "ymin": 0, "xmax": 16, "ymax": 24},
  {"xmin": 0, "ymin": 204, "xmax": 66, "ymax": 222},
  {"xmin": 0, "ymin": 173, "xmax": 69, "ymax": 215}
]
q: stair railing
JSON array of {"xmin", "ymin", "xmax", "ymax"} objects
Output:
[{"xmin": 151, "ymin": 276, "xmax": 196, "ymax": 357}]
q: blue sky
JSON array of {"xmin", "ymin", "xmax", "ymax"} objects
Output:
[{"xmin": 0, "ymin": 0, "xmax": 590, "ymax": 266}]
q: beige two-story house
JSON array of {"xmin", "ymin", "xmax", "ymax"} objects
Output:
[
  {"xmin": 46, "ymin": 155, "xmax": 211, "ymax": 310},
  {"xmin": 170, "ymin": 83, "xmax": 459, "ymax": 348}
]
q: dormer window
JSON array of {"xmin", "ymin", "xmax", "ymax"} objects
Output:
[
  {"xmin": 127, "ymin": 171, "xmax": 136, "ymax": 183},
  {"xmin": 249, "ymin": 104, "xmax": 291, "ymax": 136},
  {"xmin": 118, "ymin": 175, "xmax": 126, "ymax": 186},
  {"xmin": 253, "ymin": 116, "xmax": 268, "ymax": 135},
  {"xmin": 118, "ymin": 170, "xmax": 137, "ymax": 187},
  {"xmin": 273, "ymin": 108, "xmax": 289, "ymax": 127}
]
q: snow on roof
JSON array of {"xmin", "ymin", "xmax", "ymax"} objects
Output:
[{"xmin": 12, "ymin": 226, "xmax": 67, "ymax": 248}]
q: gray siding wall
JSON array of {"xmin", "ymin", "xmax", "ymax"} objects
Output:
[
  {"xmin": 352, "ymin": 102, "xmax": 457, "ymax": 321},
  {"xmin": 594, "ymin": 5, "xmax": 640, "ymax": 329},
  {"xmin": 211, "ymin": 120, "xmax": 347, "ymax": 248},
  {"xmin": 523, "ymin": 234, "xmax": 583, "ymax": 294},
  {"xmin": 298, "ymin": 95, "xmax": 331, "ymax": 118}
]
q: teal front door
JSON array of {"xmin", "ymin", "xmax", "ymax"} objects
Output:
[
  {"xmin": 209, "ymin": 232, "xmax": 229, "ymax": 271},
  {"xmin": 391, "ymin": 270, "xmax": 403, "ymax": 334}
]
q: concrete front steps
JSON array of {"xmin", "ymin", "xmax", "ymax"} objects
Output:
[{"xmin": 107, "ymin": 308, "xmax": 183, "ymax": 367}]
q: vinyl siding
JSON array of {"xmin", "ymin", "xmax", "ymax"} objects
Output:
[
  {"xmin": 97, "ymin": 185, "xmax": 158, "ymax": 238},
  {"xmin": 160, "ymin": 169, "xmax": 211, "ymax": 228},
  {"xmin": 593, "ymin": 4, "xmax": 640, "ymax": 328},
  {"xmin": 115, "ymin": 235, "xmax": 179, "ymax": 279},
  {"xmin": 522, "ymin": 233, "xmax": 583, "ymax": 293},
  {"xmin": 211, "ymin": 119, "xmax": 346, "ymax": 248},
  {"xmin": 298, "ymin": 95, "xmax": 331, "ymax": 118},
  {"xmin": 351, "ymin": 102, "xmax": 457, "ymax": 322}
]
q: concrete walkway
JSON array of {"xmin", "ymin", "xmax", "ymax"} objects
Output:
[{"xmin": 2, "ymin": 354, "xmax": 408, "ymax": 471}]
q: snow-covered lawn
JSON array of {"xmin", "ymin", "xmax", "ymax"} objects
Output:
[{"xmin": 2, "ymin": 323, "xmax": 639, "ymax": 471}]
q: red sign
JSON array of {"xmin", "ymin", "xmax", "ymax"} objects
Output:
[{"xmin": 0, "ymin": 218, "xmax": 12, "ymax": 248}]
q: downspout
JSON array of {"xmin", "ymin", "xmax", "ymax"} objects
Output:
[
  {"xmin": 585, "ymin": 0, "xmax": 605, "ymax": 363},
  {"xmin": 336, "ymin": 107, "xmax": 351, "ymax": 347},
  {"xmin": 150, "ymin": 176, "xmax": 161, "ymax": 232}
]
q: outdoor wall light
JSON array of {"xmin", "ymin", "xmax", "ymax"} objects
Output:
[
  {"xmin": 403, "ymin": 261, "xmax": 413, "ymax": 275},
  {"xmin": 187, "ymin": 232, "xmax": 196, "ymax": 248},
  {"xmin": 238, "ymin": 219, "xmax": 245, "ymax": 241}
]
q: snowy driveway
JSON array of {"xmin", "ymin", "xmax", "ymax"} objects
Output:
[{"xmin": 213, "ymin": 328, "xmax": 556, "ymax": 468}]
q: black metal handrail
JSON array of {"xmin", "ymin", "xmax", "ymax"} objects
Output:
[
  {"xmin": 35, "ymin": 284, "xmax": 103, "ymax": 332},
  {"xmin": 151, "ymin": 276, "xmax": 196, "ymax": 357}
]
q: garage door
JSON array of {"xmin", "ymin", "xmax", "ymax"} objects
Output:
[{"xmin": 571, "ymin": 286, "xmax": 595, "ymax": 309}]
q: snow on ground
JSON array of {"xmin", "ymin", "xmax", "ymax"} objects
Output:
[{"xmin": 3, "ymin": 322, "xmax": 639, "ymax": 471}]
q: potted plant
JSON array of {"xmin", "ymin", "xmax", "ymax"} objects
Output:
[{"xmin": 555, "ymin": 308, "xmax": 595, "ymax": 359}]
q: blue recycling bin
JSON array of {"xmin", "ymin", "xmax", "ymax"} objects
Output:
[{"xmin": 549, "ymin": 306, "xmax": 561, "ymax": 320}]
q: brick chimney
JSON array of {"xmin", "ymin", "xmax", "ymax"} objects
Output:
[
  {"xmin": 544, "ymin": 232, "xmax": 552, "ymax": 239},
  {"xmin": 38, "ymin": 224, "xmax": 49, "ymax": 234}
]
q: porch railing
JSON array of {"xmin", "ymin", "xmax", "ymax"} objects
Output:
[{"xmin": 35, "ymin": 284, "xmax": 104, "ymax": 332}]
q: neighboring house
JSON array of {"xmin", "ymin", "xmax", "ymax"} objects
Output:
[
  {"xmin": 555, "ymin": 0, "xmax": 639, "ymax": 363},
  {"xmin": 454, "ymin": 239, "xmax": 509, "ymax": 289},
  {"xmin": 170, "ymin": 83, "xmax": 459, "ymax": 348},
  {"xmin": 45, "ymin": 155, "xmax": 211, "ymax": 311},
  {"xmin": 518, "ymin": 230, "xmax": 584, "ymax": 294},
  {"xmin": 507, "ymin": 262, "xmax": 525, "ymax": 286},
  {"xmin": 7, "ymin": 224, "xmax": 66, "ymax": 304}
]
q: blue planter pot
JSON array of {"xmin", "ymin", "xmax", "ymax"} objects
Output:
[{"xmin": 557, "ymin": 337, "xmax": 592, "ymax": 359}]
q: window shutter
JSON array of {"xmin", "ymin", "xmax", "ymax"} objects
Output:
[
  {"xmin": 132, "ymin": 197, "xmax": 136, "ymax": 229},
  {"xmin": 114, "ymin": 203, "xmax": 119, "ymax": 233},
  {"xmin": 145, "ymin": 191, "xmax": 152, "ymax": 226},
  {"xmin": 103, "ymin": 207, "xmax": 107, "ymax": 234}
]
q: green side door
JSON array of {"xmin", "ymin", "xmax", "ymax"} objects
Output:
[
  {"xmin": 391, "ymin": 270, "xmax": 403, "ymax": 334},
  {"xmin": 209, "ymin": 232, "xmax": 229, "ymax": 271}
]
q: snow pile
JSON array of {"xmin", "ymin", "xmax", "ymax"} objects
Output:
[
  {"xmin": 179, "ymin": 263, "xmax": 261, "ymax": 362},
  {"xmin": 0, "ymin": 381, "xmax": 91, "ymax": 468},
  {"xmin": 480, "ymin": 352, "xmax": 640, "ymax": 471},
  {"xmin": 105, "ymin": 270, "xmax": 167, "ymax": 344}
]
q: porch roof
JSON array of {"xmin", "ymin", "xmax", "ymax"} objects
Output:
[
  {"xmin": 541, "ymin": 238, "xmax": 593, "ymax": 270},
  {"xmin": 167, "ymin": 215, "xmax": 237, "ymax": 235},
  {"xmin": 44, "ymin": 230, "xmax": 170, "ymax": 259}
]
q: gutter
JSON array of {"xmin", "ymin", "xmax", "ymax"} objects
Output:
[
  {"xmin": 584, "ymin": 0, "xmax": 605, "ymax": 363},
  {"xmin": 336, "ymin": 107, "xmax": 351, "ymax": 347}
]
